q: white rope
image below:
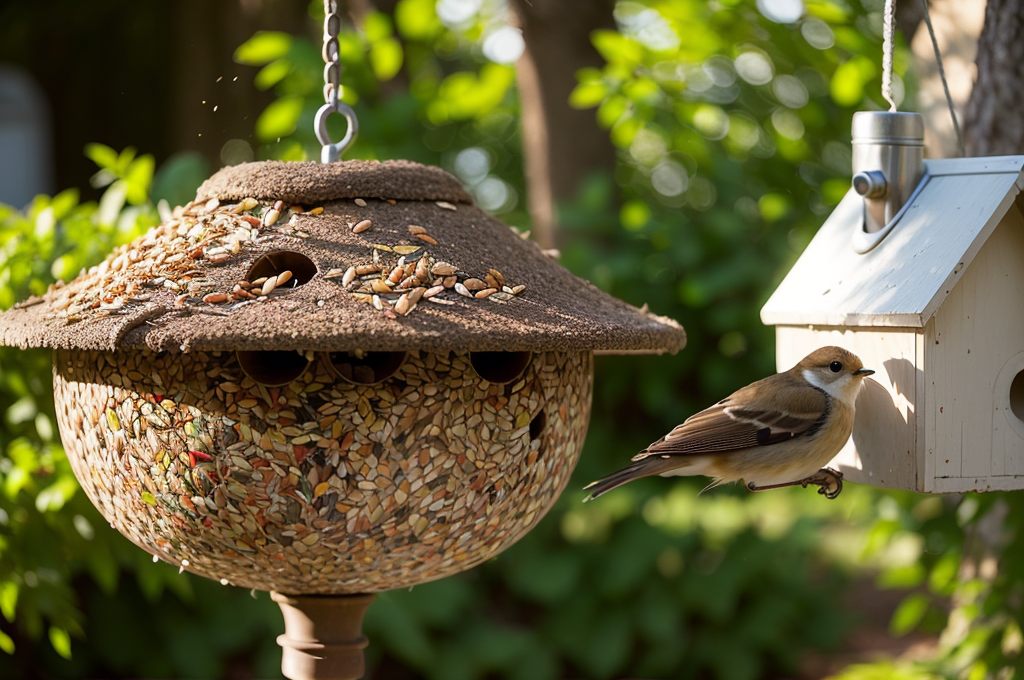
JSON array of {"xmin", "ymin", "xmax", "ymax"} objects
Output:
[
  {"xmin": 881, "ymin": 0, "xmax": 898, "ymax": 111},
  {"xmin": 920, "ymin": 0, "xmax": 965, "ymax": 155}
]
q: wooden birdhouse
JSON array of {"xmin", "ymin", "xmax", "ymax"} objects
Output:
[{"xmin": 762, "ymin": 111, "xmax": 1024, "ymax": 493}]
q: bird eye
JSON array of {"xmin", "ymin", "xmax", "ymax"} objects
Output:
[{"xmin": 829, "ymin": 361, "xmax": 843, "ymax": 373}]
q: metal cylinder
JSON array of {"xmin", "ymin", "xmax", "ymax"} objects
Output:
[{"xmin": 851, "ymin": 111, "xmax": 925, "ymax": 233}]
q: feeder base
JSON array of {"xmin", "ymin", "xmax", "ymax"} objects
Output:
[{"xmin": 272, "ymin": 592, "xmax": 375, "ymax": 680}]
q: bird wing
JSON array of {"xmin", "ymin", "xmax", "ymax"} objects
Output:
[{"xmin": 637, "ymin": 381, "xmax": 828, "ymax": 459}]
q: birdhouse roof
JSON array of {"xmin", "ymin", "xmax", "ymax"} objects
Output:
[
  {"xmin": 0, "ymin": 160, "xmax": 686, "ymax": 354},
  {"xmin": 761, "ymin": 156, "xmax": 1024, "ymax": 328}
]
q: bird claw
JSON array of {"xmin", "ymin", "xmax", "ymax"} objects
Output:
[
  {"xmin": 746, "ymin": 467, "xmax": 844, "ymax": 499},
  {"xmin": 800, "ymin": 468, "xmax": 843, "ymax": 499}
]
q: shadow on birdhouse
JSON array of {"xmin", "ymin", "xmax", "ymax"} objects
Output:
[{"xmin": 763, "ymin": 111, "xmax": 1024, "ymax": 493}]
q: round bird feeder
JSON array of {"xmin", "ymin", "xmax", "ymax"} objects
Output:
[{"xmin": 0, "ymin": 160, "xmax": 685, "ymax": 679}]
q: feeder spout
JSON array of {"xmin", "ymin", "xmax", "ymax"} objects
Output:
[
  {"xmin": 851, "ymin": 111, "xmax": 925, "ymax": 236},
  {"xmin": 272, "ymin": 592, "xmax": 375, "ymax": 680}
]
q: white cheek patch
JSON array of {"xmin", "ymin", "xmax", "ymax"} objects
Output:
[{"xmin": 803, "ymin": 369, "xmax": 856, "ymax": 405}]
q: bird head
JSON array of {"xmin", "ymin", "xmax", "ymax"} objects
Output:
[{"xmin": 794, "ymin": 346, "xmax": 874, "ymax": 405}]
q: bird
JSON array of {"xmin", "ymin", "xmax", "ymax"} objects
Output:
[{"xmin": 584, "ymin": 346, "xmax": 874, "ymax": 501}]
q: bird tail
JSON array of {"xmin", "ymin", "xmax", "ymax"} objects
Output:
[{"xmin": 583, "ymin": 455, "xmax": 680, "ymax": 502}]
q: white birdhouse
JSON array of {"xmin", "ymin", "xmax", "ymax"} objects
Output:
[{"xmin": 761, "ymin": 111, "xmax": 1024, "ymax": 493}]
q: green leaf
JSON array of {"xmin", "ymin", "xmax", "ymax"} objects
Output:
[
  {"xmin": 620, "ymin": 200, "xmax": 651, "ymax": 230},
  {"xmin": 570, "ymin": 80, "xmax": 608, "ymax": 109},
  {"xmin": 890, "ymin": 593, "xmax": 929, "ymax": 636},
  {"xmin": 254, "ymin": 59, "xmax": 291, "ymax": 90},
  {"xmin": 830, "ymin": 56, "xmax": 875, "ymax": 106},
  {"xmin": 395, "ymin": 0, "xmax": 442, "ymax": 40},
  {"xmin": 255, "ymin": 95, "xmax": 304, "ymax": 141},
  {"xmin": 125, "ymin": 154, "xmax": 155, "ymax": 205},
  {"xmin": 928, "ymin": 552, "xmax": 960, "ymax": 594},
  {"xmin": 363, "ymin": 12, "xmax": 393, "ymax": 42},
  {"xmin": 592, "ymin": 30, "xmax": 643, "ymax": 65},
  {"xmin": 84, "ymin": 143, "xmax": 118, "ymax": 171},
  {"xmin": 49, "ymin": 626, "xmax": 72, "ymax": 660},
  {"xmin": 0, "ymin": 629, "xmax": 14, "ymax": 654},
  {"xmin": 370, "ymin": 38, "xmax": 403, "ymax": 81},
  {"xmin": 0, "ymin": 582, "xmax": 18, "ymax": 622},
  {"xmin": 234, "ymin": 31, "xmax": 293, "ymax": 65}
]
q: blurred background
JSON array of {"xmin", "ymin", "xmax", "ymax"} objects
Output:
[{"xmin": 1, "ymin": 0, "xmax": 1022, "ymax": 678}]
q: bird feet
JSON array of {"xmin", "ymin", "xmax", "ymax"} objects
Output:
[{"xmin": 746, "ymin": 468, "xmax": 844, "ymax": 499}]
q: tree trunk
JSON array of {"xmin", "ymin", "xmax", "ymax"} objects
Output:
[
  {"xmin": 508, "ymin": 0, "xmax": 617, "ymax": 249},
  {"xmin": 908, "ymin": 0, "xmax": 985, "ymax": 158},
  {"xmin": 963, "ymin": 0, "xmax": 1024, "ymax": 155}
]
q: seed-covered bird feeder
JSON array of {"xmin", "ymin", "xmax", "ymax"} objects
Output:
[
  {"xmin": 0, "ymin": 5, "xmax": 685, "ymax": 678},
  {"xmin": 762, "ymin": 0, "xmax": 1024, "ymax": 494}
]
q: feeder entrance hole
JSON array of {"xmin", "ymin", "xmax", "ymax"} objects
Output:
[
  {"xmin": 470, "ymin": 351, "xmax": 532, "ymax": 384},
  {"xmin": 530, "ymin": 409, "xmax": 547, "ymax": 439},
  {"xmin": 328, "ymin": 351, "xmax": 408, "ymax": 385},
  {"xmin": 237, "ymin": 350, "xmax": 311, "ymax": 386},
  {"xmin": 247, "ymin": 251, "xmax": 318, "ymax": 288}
]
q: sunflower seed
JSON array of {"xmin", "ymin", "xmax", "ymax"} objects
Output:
[
  {"xmin": 342, "ymin": 267, "xmax": 356, "ymax": 286},
  {"xmin": 408, "ymin": 225, "xmax": 427, "ymax": 235},
  {"xmin": 431, "ymin": 262, "xmax": 456, "ymax": 276},
  {"xmin": 455, "ymin": 282, "xmax": 472, "ymax": 297},
  {"xmin": 203, "ymin": 293, "xmax": 229, "ymax": 303},
  {"xmin": 475, "ymin": 288, "xmax": 497, "ymax": 299},
  {"xmin": 352, "ymin": 220, "xmax": 372, "ymax": 234},
  {"xmin": 354, "ymin": 198, "xmax": 367, "ymax": 207},
  {"xmin": 436, "ymin": 201, "xmax": 457, "ymax": 211},
  {"xmin": 414, "ymin": 234, "xmax": 438, "ymax": 245}
]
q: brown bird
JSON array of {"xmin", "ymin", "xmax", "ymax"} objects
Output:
[{"xmin": 584, "ymin": 346, "xmax": 874, "ymax": 501}]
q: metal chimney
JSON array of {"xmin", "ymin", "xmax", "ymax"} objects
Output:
[{"xmin": 850, "ymin": 111, "xmax": 925, "ymax": 252}]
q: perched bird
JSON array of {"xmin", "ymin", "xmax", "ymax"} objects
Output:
[{"xmin": 585, "ymin": 346, "xmax": 874, "ymax": 501}]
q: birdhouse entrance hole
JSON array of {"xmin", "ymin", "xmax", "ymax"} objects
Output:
[
  {"xmin": 328, "ymin": 351, "xmax": 407, "ymax": 385},
  {"xmin": 237, "ymin": 350, "xmax": 312, "ymax": 386},
  {"xmin": 1010, "ymin": 371, "xmax": 1024, "ymax": 423},
  {"xmin": 470, "ymin": 351, "xmax": 532, "ymax": 384},
  {"xmin": 246, "ymin": 251, "xmax": 318, "ymax": 289}
]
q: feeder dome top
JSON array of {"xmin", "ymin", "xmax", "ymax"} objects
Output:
[{"xmin": 0, "ymin": 159, "xmax": 686, "ymax": 354}]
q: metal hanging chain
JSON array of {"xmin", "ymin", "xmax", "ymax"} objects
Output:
[
  {"xmin": 881, "ymin": 0, "xmax": 898, "ymax": 111},
  {"xmin": 315, "ymin": 0, "xmax": 358, "ymax": 162},
  {"xmin": 920, "ymin": 0, "xmax": 965, "ymax": 156}
]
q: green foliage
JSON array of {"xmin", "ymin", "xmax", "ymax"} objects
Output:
[{"xmin": 6, "ymin": 0, "xmax": 1016, "ymax": 679}]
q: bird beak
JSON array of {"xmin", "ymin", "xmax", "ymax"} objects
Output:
[{"xmin": 854, "ymin": 368, "xmax": 875, "ymax": 377}]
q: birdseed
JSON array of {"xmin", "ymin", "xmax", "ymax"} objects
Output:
[{"xmin": 54, "ymin": 348, "xmax": 592, "ymax": 594}]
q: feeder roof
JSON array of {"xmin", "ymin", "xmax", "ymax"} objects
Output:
[
  {"xmin": 761, "ymin": 156, "xmax": 1024, "ymax": 328},
  {"xmin": 0, "ymin": 160, "xmax": 685, "ymax": 354}
]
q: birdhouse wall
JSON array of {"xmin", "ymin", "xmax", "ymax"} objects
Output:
[
  {"xmin": 925, "ymin": 202, "xmax": 1024, "ymax": 493},
  {"xmin": 775, "ymin": 325, "xmax": 925, "ymax": 492}
]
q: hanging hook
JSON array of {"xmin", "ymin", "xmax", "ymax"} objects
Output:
[{"xmin": 315, "ymin": 101, "xmax": 358, "ymax": 163}]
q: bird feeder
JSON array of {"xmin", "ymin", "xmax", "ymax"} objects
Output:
[
  {"xmin": 0, "ymin": 159, "xmax": 685, "ymax": 679},
  {"xmin": 762, "ymin": 110, "xmax": 1024, "ymax": 493}
]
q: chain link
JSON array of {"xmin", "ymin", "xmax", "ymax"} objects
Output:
[
  {"xmin": 315, "ymin": 0, "xmax": 358, "ymax": 161},
  {"xmin": 323, "ymin": 0, "xmax": 342, "ymax": 105}
]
